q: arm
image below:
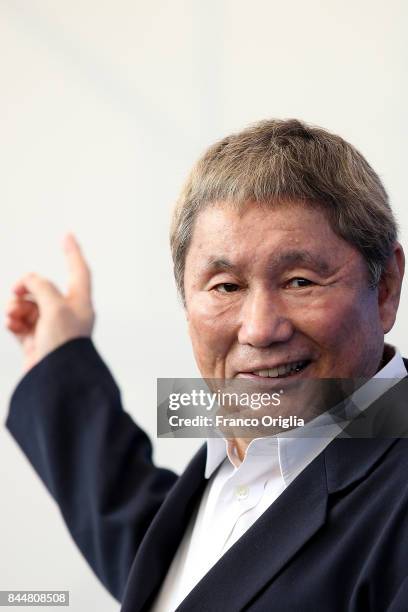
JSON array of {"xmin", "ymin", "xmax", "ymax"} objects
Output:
[
  {"xmin": 4, "ymin": 234, "xmax": 176, "ymax": 601},
  {"xmin": 6, "ymin": 337, "xmax": 177, "ymax": 602},
  {"xmin": 386, "ymin": 577, "xmax": 408, "ymax": 612}
]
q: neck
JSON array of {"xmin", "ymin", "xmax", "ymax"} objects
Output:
[
  {"xmin": 228, "ymin": 345, "xmax": 395, "ymax": 464},
  {"xmin": 231, "ymin": 437, "xmax": 250, "ymax": 462}
]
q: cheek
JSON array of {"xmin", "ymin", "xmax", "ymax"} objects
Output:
[
  {"xmin": 187, "ymin": 296, "xmax": 238, "ymax": 368},
  {"xmin": 294, "ymin": 291, "xmax": 379, "ymax": 351}
]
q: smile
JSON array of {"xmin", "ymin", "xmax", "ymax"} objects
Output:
[{"xmin": 250, "ymin": 360, "xmax": 310, "ymax": 378}]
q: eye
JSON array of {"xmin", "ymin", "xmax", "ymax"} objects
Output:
[
  {"xmin": 286, "ymin": 277, "xmax": 313, "ymax": 288},
  {"xmin": 213, "ymin": 283, "xmax": 240, "ymax": 293}
]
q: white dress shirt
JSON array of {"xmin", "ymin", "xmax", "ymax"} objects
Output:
[{"xmin": 151, "ymin": 347, "xmax": 406, "ymax": 611}]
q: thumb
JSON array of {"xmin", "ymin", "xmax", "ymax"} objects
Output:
[
  {"xmin": 63, "ymin": 233, "xmax": 92, "ymax": 305},
  {"xmin": 16, "ymin": 273, "xmax": 63, "ymax": 309}
]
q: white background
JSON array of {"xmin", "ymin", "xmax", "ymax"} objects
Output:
[{"xmin": 0, "ymin": 1, "xmax": 407, "ymax": 610}]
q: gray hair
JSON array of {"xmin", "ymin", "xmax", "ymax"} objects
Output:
[{"xmin": 170, "ymin": 118, "xmax": 398, "ymax": 303}]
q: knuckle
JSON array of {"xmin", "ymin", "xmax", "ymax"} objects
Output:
[{"xmin": 47, "ymin": 301, "xmax": 69, "ymax": 321}]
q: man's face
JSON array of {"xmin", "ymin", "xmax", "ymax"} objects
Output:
[{"xmin": 184, "ymin": 200, "xmax": 390, "ymax": 384}]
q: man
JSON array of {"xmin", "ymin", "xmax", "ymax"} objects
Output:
[{"xmin": 5, "ymin": 119, "xmax": 408, "ymax": 611}]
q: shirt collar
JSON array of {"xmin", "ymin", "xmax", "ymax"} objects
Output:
[{"xmin": 205, "ymin": 345, "xmax": 407, "ymax": 480}]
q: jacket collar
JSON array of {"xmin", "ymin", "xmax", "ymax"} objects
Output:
[
  {"xmin": 177, "ymin": 378, "xmax": 407, "ymax": 611},
  {"xmin": 325, "ymin": 375, "xmax": 408, "ymax": 494},
  {"xmin": 177, "ymin": 449, "xmax": 328, "ymax": 611},
  {"xmin": 122, "ymin": 372, "xmax": 408, "ymax": 611}
]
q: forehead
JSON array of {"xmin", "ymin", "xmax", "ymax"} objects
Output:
[{"xmin": 186, "ymin": 200, "xmax": 352, "ymax": 267}]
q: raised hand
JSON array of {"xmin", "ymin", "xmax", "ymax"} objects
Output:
[{"xmin": 5, "ymin": 233, "xmax": 96, "ymax": 373}]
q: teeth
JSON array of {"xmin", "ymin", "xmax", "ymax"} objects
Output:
[{"xmin": 253, "ymin": 361, "xmax": 306, "ymax": 378}]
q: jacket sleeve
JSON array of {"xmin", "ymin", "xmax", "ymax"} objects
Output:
[
  {"xmin": 5, "ymin": 337, "xmax": 178, "ymax": 602},
  {"xmin": 386, "ymin": 576, "xmax": 408, "ymax": 612}
]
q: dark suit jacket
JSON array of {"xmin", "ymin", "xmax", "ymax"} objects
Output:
[{"xmin": 5, "ymin": 338, "xmax": 408, "ymax": 612}]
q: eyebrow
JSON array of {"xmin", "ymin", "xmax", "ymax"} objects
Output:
[{"xmin": 206, "ymin": 250, "xmax": 331, "ymax": 275}]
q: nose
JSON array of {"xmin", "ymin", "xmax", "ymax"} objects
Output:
[{"xmin": 237, "ymin": 288, "xmax": 294, "ymax": 348}]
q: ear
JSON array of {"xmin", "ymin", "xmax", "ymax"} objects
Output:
[{"xmin": 378, "ymin": 243, "xmax": 405, "ymax": 334}]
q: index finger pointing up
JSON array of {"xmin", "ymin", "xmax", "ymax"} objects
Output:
[{"xmin": 63, "ymin": 233, "xmax": 92, "ymax": 304}]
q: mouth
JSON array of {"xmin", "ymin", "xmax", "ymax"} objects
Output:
[{"xmin": 237, "ymin": 359, "xmax": 312, "ymax": 379}]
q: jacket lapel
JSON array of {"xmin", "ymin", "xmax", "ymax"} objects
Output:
[
  {"xmin": 176, "ymin": 377, "xmax": 408, "ymax": 611},
  {"xmin": 324, "ymin": 375, "xmax": 408, "ymax": 494},
  {"xmin": 120, "ymin": 444, "xmax": 208, "ymax": 612},
  {"xmin": 122, "ymin": 373, "xmax": 408, "ymax": 611},
  {"xmin": 176, "ymin": 450, "xmax": 328, "ymax": 611}
]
